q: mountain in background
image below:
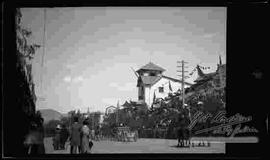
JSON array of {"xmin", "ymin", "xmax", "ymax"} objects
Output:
[{"xmin": 38, "ymin": 109, "xmax": 67, "ymax": 124}]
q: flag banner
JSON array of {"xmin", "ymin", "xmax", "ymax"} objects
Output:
[
  {"xmin": 169, "ymin": 81, "xmax": 172, "ymax": 91},
  {"xmin": 153, "ymin": 91, "xmax": 156, "ymax": 103}
]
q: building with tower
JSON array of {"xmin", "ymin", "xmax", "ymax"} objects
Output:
[{"xmin": 135, "ymin": 62, "xmax": 192, "ymax": 107}]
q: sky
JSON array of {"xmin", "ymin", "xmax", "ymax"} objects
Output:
[{"xmin": 20, "ymin": 7, "xmax": 226, "ymax": 114}]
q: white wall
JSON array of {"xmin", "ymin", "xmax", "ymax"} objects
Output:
[
  {"xmin": 144, "ymin": 87, "xmax": 151, "ymax": 107},
  {"xmin": 144, "ymin": 77, "xmax": 191, "ymax": 107}
]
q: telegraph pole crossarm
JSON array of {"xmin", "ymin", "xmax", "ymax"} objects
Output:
[{"xmin": 177, "ymin": 61, "xmax": 188, "ymax": 63}]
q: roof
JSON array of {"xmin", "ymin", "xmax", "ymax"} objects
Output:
[
  {"xmin": 138, "ymin": 75, "xmax": 193, "ymax": 86},
  {"xmin": 136, "ymin": 62, "xmax": 166, "ymax": 72},
  {"xmin": 162, "ymin": 75, "xmax": 193, "ymax": 86},
  {"xmin": 216, "ymin": 64, "xmax": 226, "ymax": 73},
  {"xmin": 106, "ymin": 105, "xmax": 116, "ymax": 109},
  {"xmin": 122, "ymin": 101, "xmax": 130, "ymax": 107},
  {"xmin": 196, "ymin": 65, "xmax": 205, "ymax": 77},
  {"xmin": 194, "ymin": 65, "xmax": 217, "ymax": 83},
  {"xmin": 140, "ymin": 76, "xmax": 162, "ymax": 85},
  {"xmin": 194, "ymin": 72, "xmax": 216, "ymax": 82},
  {"xmin": 123, "ymin": 100, "xmax": 145, "ymax": 106}
]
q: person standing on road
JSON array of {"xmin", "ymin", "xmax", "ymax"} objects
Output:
[
  {"xmin": 70, "ymin": 116, "xmax": 82, "ymax": 154},
  {"xmin": 53, "ymin": 124, "xmax": 61, "ymax": 150},
  {"xmin": 80, "ymin": 119, "xmax": 92, "ymax": 154},
  {"xmin": 60, "ymin": 124, "xmax": 69, "ymax": 149},
  {"xmin": 95, "ymin": 125, "xmax": 100, "ymax": 141}
]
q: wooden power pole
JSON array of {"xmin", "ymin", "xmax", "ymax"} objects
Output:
[
  {"xmin": 92, "ymin": 111, "xmax": 94, "ymax": 130},
  {"xmin": 116, "ymin": 108, "xmax": 119, "ymax": 126},
  {"xmin": 177, "ymin": 60, "xmax": 188, "ymax": 109}
]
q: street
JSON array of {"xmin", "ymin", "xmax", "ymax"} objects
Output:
[{"xmin": 44, "ymin": 137, "xmax": 226, "ymax": 154}]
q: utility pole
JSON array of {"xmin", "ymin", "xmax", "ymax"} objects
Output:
[
  {"xmin": 36, "ymin": 8, "xmax": 47, "ymax": 109},
  {"xmin": 40, "ymin": 8, "xmax": 46, "ymax": 94},
  {"xmin": 116, "ymin": 100, "xmax": 121, "ymax": 126},
  {"xmin": 91, "ymin": 108, "xmax": 94, "ymax": 130},
  {"xmin": 177, "ymin": 60, "xmax": 189, "ymax": 109},
  {"xmin": 116, "ymin": 109, "xmax": 118, "ymax": 126}
]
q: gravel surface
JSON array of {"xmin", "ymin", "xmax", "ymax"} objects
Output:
[{"xmin": 44, "ymin": 137, "xmax": 226, "ymax": 154}]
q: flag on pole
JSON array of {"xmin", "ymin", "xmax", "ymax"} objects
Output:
[
  {"xmin": 131, "ymin": 67, "xmax": 139, "ymax": 78},
  {"xmin": 169, "ymin": 81, "xmax": 172, "ymax": 92},
  {"xmin": 153, "ymin": 91, "xmax": 156, "ymax": 103},
  {"xmin": 219, "ymin": 55, "xmax": 222, "ymax": 65},
  {"xmin": 117, "ymin": 100, "xmax": 120, "ymax": 109}
]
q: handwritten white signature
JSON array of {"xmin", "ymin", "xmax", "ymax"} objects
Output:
[{"xmin": 188, "ymin": 111, "xmax": 258, "ymax": 136}]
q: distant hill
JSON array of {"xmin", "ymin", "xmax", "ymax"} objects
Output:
[{"xmin": 39, "ymin": 109, "xmax": 64, "ymax": 124}]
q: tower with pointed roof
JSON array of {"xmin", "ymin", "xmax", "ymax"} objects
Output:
[{"xmin": 136, "ymin": 62, "xmax": 166, "ymax": 77}]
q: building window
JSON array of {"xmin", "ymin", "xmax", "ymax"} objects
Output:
[{"xmin": 159, "ymin": 87, "xmax": 164, "ymax": 93}]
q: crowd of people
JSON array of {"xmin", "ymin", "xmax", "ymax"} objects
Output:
[
  {"xmin": 53, "ymin": 116, "xmax": 93, "ymax": 154},
  {"xmin": 23, "ymin": 104, "xmax": 194, "ymax": 154},
  {"xmin": 24, "ymin": 114, "xmax": 97, "ymax": 154}
]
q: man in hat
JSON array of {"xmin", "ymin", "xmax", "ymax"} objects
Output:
[
  {"xmin": 70, "ymin": 116, "xmax": 82, "ymax": 154},
  {"xmin": 53, "ymin": 124, "xmax": 61, "ymax": 150},
  {"xmin": 60, "ymin": 124, "xmax": 69, "ymax": 149}
]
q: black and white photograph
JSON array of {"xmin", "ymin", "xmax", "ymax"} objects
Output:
[{"xmin": 2, "ymin": 2, "xmax": 268, "ymax": 159}]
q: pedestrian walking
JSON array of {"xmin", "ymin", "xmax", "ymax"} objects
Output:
[
  {"xmin": 60, "ymin": 124, "xmax": 69, "ymax": 149},
  {"xmin": 91, "ymin": 129, "xmax": 95, "ymax": 140},
  {"xmin": 95, "ymin": 126, "xmax": 100, "ymax": 141},
  {"xmin": 53, "ymin": 124, "xmax": 61, "ymax": 150},
  {"xmin": 70, "ymin": 116, "xmax": 82, "ymax": 154}
]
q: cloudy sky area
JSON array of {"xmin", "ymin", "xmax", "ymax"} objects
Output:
[{"xmin": 20, "ymin": 7, "xmax": 226, "ymax": 113}]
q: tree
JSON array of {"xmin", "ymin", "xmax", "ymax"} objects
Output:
[
  {"xmin": 7, "ymin": 8, "xmax": 41, "ymax": 155},
  {"xmin": 16, "ymin": 8, "xmax": 40, "ymax": 62},
  {"xmin": 15, "ymin": 8, "xmax": 41, "ymax": 116}
]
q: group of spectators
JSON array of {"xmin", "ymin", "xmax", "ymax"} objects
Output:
[
  {"xmin": 24, "ymin": 114, "xmax": 94, "ymax": 154},
  {"xmin": 53, "ymin": 117, "xmax": 93, "ymax": 154}
]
